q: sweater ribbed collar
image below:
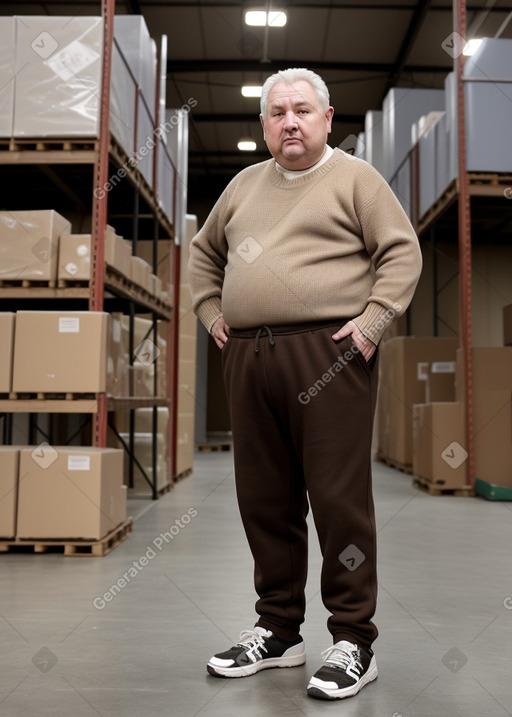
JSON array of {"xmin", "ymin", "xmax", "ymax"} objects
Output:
[{"xmin": 268, "ymin": 147, "xmax": 343, "ymax": 189}]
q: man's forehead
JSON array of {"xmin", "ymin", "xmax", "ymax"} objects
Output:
[{"xmin": 268, "ymin": 81, "xmax": 318, "ymax": 106}]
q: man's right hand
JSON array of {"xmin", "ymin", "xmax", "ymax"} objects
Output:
[{"xmin": 211, "ymin": 316, "xmax": 231, "ymax": 349}]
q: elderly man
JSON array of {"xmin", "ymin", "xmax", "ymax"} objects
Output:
[{"xmin": 189, "ymin": 67, "xmax": 422, "ymax": 701}]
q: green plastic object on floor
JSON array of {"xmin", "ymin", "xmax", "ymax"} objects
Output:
[{"xmin": 475, "ymin": 478, "xmax": 512, "ymax": 501}]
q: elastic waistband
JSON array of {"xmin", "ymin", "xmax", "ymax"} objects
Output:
[{"xmin": 228, "ymin": 318, "xmax": 348, "ymax": 339}]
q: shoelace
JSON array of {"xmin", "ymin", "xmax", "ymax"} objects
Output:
[
  {"xmin": 321, "ymin": 644, "xmax": 361, "ymax": 674},
  {"xmin": 237, "ymin": 629, "xmax": 269, "ymax": 656}
]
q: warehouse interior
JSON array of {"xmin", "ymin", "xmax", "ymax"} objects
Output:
[{"xmin": 1, "ymin": 1, "xmax": 512, "ymax": 715}]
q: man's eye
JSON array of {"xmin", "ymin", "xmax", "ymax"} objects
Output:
[{"xmin": 298, "ymin": 109, "xmax": 309, "ymax": 115}]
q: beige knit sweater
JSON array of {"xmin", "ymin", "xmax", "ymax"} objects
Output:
[{"xmin": 188, "ymin": 148, "xmax": 422, "ymax": 344}]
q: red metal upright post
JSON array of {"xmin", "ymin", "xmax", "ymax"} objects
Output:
[
  {"xmin": 454, "ymin": 0, "xmax": 475, "ymax": 486},
  {"xmin": 90, "ymin": 0, "xmax": 115, "ymax": 447},
  {"xmin": 170, "ymin": 242, "xmax": 181, "ymax": 480}
]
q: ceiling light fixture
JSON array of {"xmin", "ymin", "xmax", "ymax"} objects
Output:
[
  {"xmin": 238, "ymin": 139, "xmax": 257, "ymax": 151},
  {"xmin": 245, "ymin": 10, "xmax": 287, "ymax": 27},
  {"xmin": 241, "ymin": 85, "xmax": 263, "ymax": 98},
  {"xmin": 463, "ymin": 38, "xmax": 483, "ymax": 56}
]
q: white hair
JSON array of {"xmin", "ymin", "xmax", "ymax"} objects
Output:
[{"xmin": 260, "ymin": 68, "xmax": 330, "ymax": 117}]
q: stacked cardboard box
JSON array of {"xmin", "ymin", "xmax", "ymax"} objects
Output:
[
  {"xmin": 0, "ymin": 312, "xmax": 15, "ymax": 392},
  {"xmin": 116, "ymin": 407, "xmax": 171, "ymax": 493},
  {"xmin": 16, "ymin": 447, "xmax": 126, "ymax": 540},
  {"xmin": 0, "ymin": 210, "xmax": 71, "ymax": 282},
  {"xmin": 412, "ymin": 402, "xmax": 467, "ymax": 488},
  {"xmin": 0, "ymin": 447, "xmax": 20, "ymax": 539},
  {"xmin": 377, "ymin": 337, "xmax": 459, "ymax": 468},
  {"xmin": 107, "ymin": 313, "xmax": 131, "ymax": 397},
  {"xmin": 456, "ymin": 347, "xmax": 512, "ymax": 490},
  {"xmin": 12, "ymin": 311, "xmax": 110, "ymax": 393}
]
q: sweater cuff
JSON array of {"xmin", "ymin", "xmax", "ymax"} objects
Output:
[
  {"xmin": 353, "ymin": 302, "xmax": 398, "ymax": 345},
  {"xmin": 196, "ymin": 297, "xmax": 223, "ymax": 333}
]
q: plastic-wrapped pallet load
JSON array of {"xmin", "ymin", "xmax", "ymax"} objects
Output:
[
  {"xmin": 463, "ymin": 38, "xmax": 512, "ymax": 172},
  {"xmin": 114, "ymin": 16, "xmax": 157, "ymax": 187},
  {"xmin": 445, "ymin": 39, "xmax": 512, "ymax": 175},
  {"xmin": 10, "ymin": 16, "xmax": 148, "ymax": 168},
  {"xmin": 413, "ymin": 112, "xmax": 445, "ymax": 218},
  {"xmin": 13, "ymin": 16, "xmax": 104, "ymax": 137},
  {"xmin": 382, "ymin": 87, "xmax": 445, "ymax": 182},
  {"xmin": 0, "ymin": 17, "xmax": 15, "ymax": 136},
  {"xmin": 364, "ymin": 110, "xmax": 384, "ymax": 176},
  {"xmin": 164, "ymin": 108, "xmax": 190, "ymax": 241}
]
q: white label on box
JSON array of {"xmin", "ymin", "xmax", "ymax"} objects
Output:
[
  {"xmin": 112, "ymin": 318, "xmax": 121, "ymax": 343},
  {"xmin": 65, "ymin": 262, "xmax": 78, "ymax": 276},
  {"xmin": 59, "ymin": 317, "xmax": 80, "ymax": 333},
  {"xmin": 417, "ymin": 362, "xmax": 429, "ymax": 381},
  {"xmin": 431, "ymin": 361, "xmax": 456, "ymax": 374},
  {"xmin": 67, "ymin": 455, "xmax": 91, "ymax": 471},
  {"xmin": 46, "ymin": 39, "xmax": 99, "ymax": 82}
]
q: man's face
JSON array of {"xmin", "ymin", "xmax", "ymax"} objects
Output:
[{"xmin": 260, "ymin": 80, "xmax": 334, "ymax": 170}]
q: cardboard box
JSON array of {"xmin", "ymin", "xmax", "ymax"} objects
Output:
[
  {"xmin": 130, "ymin": 256, "xmax": 151, "ymax": 289},
  {"xmin": 473, "ymin": 391, "xmax": 512, "ymax": 488},
  {"xmin": 413, "ymin": 402, "xmax": 468, "ymax": 488},
  {"xmin": 377, "ymin": 337, "xmax": 459, "ymax": 466},
  {"xmin": 455, "ymin": 347, "xmax": 512, "ymax": 402},
  {"xmin": 0, "ymin": 447, "xmax": 20, "ymax": 538},
  {"xmin": 135, "ymin": 239, "xmax": 173, "ymax": 288},
  {"xmin": 0, "ymin": 312, "xmax": 15, "ymax": 392},
  {"xmin": 105, "ymin": 227, "xmax": 132, "ymax": 278},
  {"xmin": 455, "ymin": 348, "xmax": 512, "ymax": 487},
  {"xmin": 504, "ymin": 304, "xmax": 512, "ymax": 346},
  {"xmin": 107, "ymin": 313, "xmax": 130, "ymax": 397},
  {"xmin": 12, "ymin": 311, "xmax": 110, "ymax": 393},
  {"xmin": 58, "ymin": 234, "xmax": 91, "ymax": 281},
  {"xmin": 16, "ymin": 447, "xmax": 126, "ymax": 540},
  {"xmin": 0, "ymin": 210, "xmax": 71, "ymax": 282}
]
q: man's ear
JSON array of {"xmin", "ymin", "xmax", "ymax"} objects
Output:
[
  {"xmin": 325, "ymin": 106, "xmax": 334, "ymax": 134},
  {"xmin": 260, "ymin": 114, "xmax": 266, "ymax": 140}
]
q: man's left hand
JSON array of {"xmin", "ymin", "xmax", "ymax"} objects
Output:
[{"xmin": 332, "ymin": 320, "xmax": 376, "ymax": 362}]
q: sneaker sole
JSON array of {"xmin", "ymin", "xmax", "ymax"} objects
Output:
[
  {"xmin": 207, "ymin": 650, "xmax": 306, "ymax": 678},
  {"xmin": 306, "ymin": 659, "xmax": 378, "ymax": 700}
]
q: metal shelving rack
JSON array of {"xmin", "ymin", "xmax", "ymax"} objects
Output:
[
  {"xmin": 408, "ymin": 0, "xmax": 512, "ymax": 489},
  {"xmin": 0, "ymin": 0, "xmax": 180, "ymax": 499}
]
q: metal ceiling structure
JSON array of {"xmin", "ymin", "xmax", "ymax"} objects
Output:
[{"xmin": 4, "ymin": 0, "xmax": 512, "ymax": 197}]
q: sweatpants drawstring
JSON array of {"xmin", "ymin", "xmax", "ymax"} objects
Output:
[{"xmin": 254, "ymin": 325, "xmax": 275, "ymax": 353}]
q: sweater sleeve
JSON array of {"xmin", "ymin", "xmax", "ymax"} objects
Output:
[
  {"xmin": 352, "ymin": 167, "xmax": 423, "ymax": 344},
  {"xmin": 188, "ymin": 189, "xmax": 231, "ymax": 332}
]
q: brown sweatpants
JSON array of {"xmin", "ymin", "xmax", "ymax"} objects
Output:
[{"xmin": 221, "ymin": 319, "xmax": 380, "ymax": 650}]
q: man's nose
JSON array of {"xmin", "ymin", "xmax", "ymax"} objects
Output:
[{"xmin": 283, "ymin": 112, "xmax": 298, "ymax": 131}]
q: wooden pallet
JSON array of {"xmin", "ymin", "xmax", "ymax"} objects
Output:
[
  {"xmin": 174, "ymin": 467, "xmax": 192, "ymax": 483},
  {"xmin": 0, "ymin": 518, "xmax": 133, "ymax": 557},
  {"xmin": 197, "ymin": 442, "xmax": 233, "ymax": 453},
  {"xmin": 377, "ymin": 454, "xmax": 413, "ymax": 475},
  {"xmin": 157, "ymin": 481, "xmax": 174, "ymax": 497},
  {"xmin": 7, "ymin": 392, "xmax": 96, "ymax": 401},
  {"xmin": 413, "ymin": 476, "xmax": 474, "ymax": 497},
  {"xmin": 0, "ymin": 279, "xmax": 57, "ymax": 289},
  {"xmin": 0, "ymin": 137, "xmax": 98, "ymax": 153}
]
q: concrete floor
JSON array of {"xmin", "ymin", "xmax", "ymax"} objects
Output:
[{"xmin": 1, "ymin": 451, "xmax": 512, "ymax": 717}]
